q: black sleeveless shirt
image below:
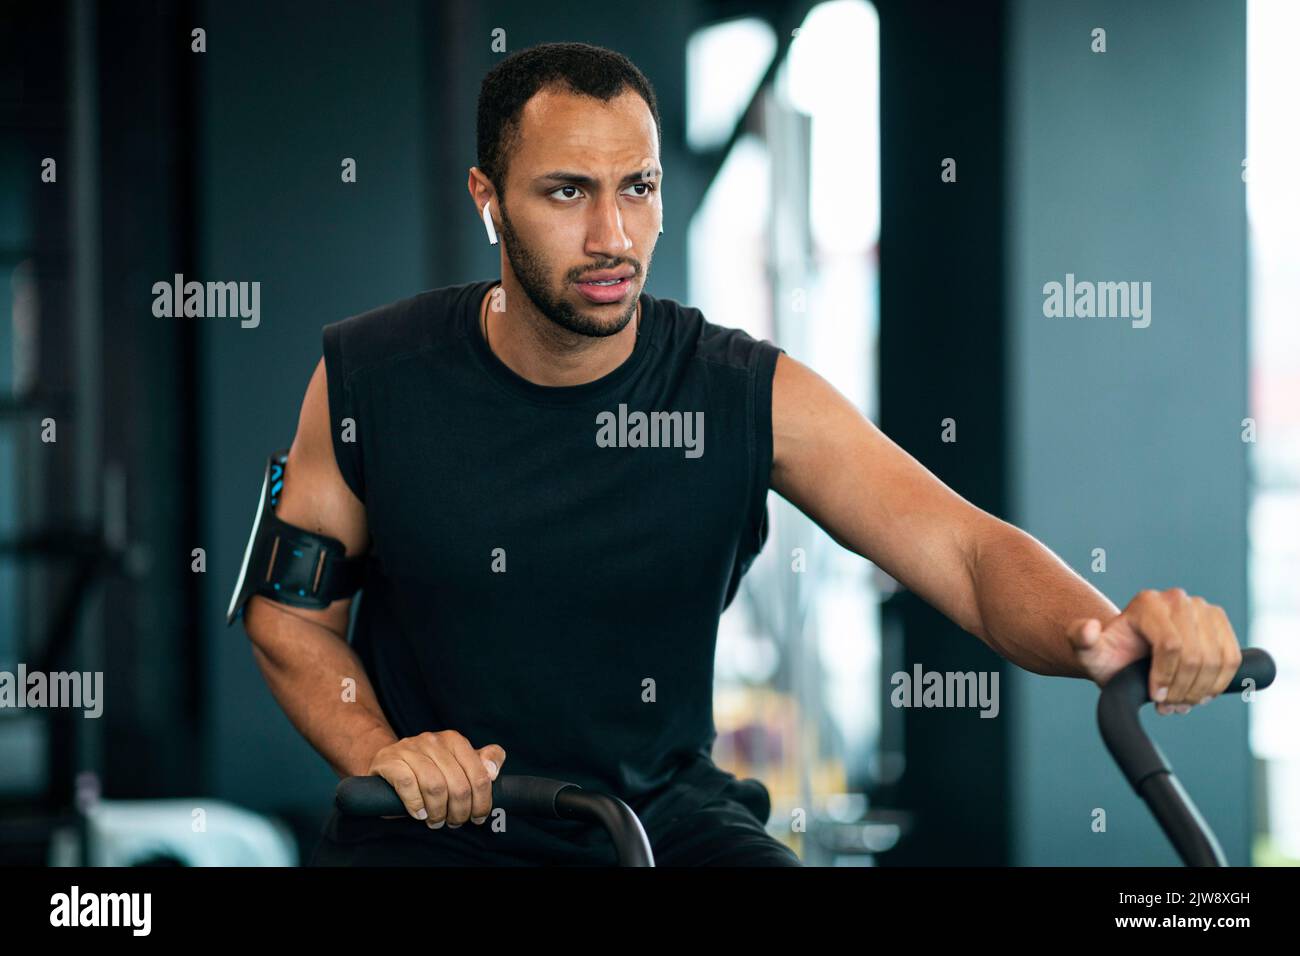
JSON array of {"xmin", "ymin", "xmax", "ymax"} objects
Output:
[{"xmin": 318, "ymin": 279, "xmax": 783, "ymax": 864}]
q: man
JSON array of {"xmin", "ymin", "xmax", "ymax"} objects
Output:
[{"xmin": 236, "ymin": 42, "xmax": 1242, "ymax": 867}]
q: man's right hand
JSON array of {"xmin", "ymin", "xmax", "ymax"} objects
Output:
[{"xmin": 369, "ymin": 730, "xmax": 506, "ymax": 828}]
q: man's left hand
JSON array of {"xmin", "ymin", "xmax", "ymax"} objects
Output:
[{"xmin": 1065, "ymin": 588, "xmax": 1243, "ymax": 715}]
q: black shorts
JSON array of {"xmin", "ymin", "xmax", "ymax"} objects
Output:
[
  {"xmin": 648, "ymin": 787, "xmax": 803, "ymax": 867},
  {"xmin": 308, "ymin": 775, "xmax": 802, "ymax": 868}
]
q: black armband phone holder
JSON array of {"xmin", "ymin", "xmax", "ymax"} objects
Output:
[{"xmin": 226, "ymin": 449, "xmax": 368, "ymax": 626}]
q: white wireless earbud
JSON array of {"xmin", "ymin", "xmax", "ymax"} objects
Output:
[{"xmin": 483, "ymin": 201, "xmax": 499, "ymax": 245}]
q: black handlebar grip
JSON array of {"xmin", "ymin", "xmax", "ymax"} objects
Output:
[
  {"xmin": 1102, "ymin": 646, "xmax": 1276, "ymax": 713},
  {"xmin": 335, "ymin": 773, "xmax": 580, "ymax": 820},
  {"xmin": 1228, "ymin": 647, "xmax": 1276, "ymax": 695},
  {"xmin": 490, "ymin": 775, "xmax": 581, "ymax": 819},
  {"xmin": 336, "ymin": 775, "xmax": 406, "ymax": 817},
  {"xmin": 1098, "ymin": 647, "xmax": 1276, "ymax": 791}
]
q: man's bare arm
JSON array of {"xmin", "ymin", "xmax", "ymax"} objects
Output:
[
  {"xmin": 242, "ymin": 357, "xmax": 397, "ymax": 778},
  {"xmin": 769, "ymin": 352, "xmax": 1113, "ymax": 678}
]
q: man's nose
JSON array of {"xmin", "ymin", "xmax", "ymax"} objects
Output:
[{"xmin": 584, "ymin": 194, "xmax": 634, "ymax": 258}]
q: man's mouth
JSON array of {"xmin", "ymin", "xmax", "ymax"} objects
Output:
[
  {"xmin": 577, "ymin": 267, "xmax": 636, "ymax": 283},
  {"xmin": 575, "ymin": 274, "xmax": 634, "ymax": 302}
]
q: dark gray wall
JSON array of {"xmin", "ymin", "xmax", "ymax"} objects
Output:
[
  {"xmin": 198, "ymin": 0, "xmax": 431, "ymax": 824},
  {"xmin": 1005, "ymin": 0, "xmax": 1250, "ymax": 864},
  {"xmin": 875, "ymin": 0, "xmax": 1012, "ymax": 865}
]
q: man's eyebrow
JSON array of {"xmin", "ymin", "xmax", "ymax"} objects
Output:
[{"xmin": 534, "ymin": 166, "xmax": 662, "ymax": 187}]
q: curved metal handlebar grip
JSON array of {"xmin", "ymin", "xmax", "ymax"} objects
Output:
[
  {"xmin": 334, "ymin": 773, "xmax": 655, "ymax": 866},
  {"xmin": 337, "ymin": 773, "xmax": 573, "ymax": 819},
  {"xmin": 1097, "ymin": 646, "xmax": 1277, "ymax": 866},
  {"xmin": 1098, "ymin": 647, "xmax": 1276, "ymax": 790}
]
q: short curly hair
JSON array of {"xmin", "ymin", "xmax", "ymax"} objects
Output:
[{"xmin": 476, "ymin": 42, "xmax": 662, "ymax": 201}]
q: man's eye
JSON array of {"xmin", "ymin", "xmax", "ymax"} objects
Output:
[{"xmin": 549, "ymin": 183, "xmax": 657, "ymax": 201}]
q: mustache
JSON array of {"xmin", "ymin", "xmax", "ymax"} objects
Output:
[{"xmin": 573, "ymin": 264, "xmax": 639, "ymax": 281}]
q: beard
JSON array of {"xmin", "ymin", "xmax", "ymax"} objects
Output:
[{"xmin": 498, "ymin": 200, "xmax": 640, "ymax": 338}]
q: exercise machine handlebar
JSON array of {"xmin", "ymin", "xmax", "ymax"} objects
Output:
[
  {"xmin": 1097, "ymin": 647, "xmax": 1276, "ymax": 866},
  {"xmin": 334, "ymin": 773, "xmax": 656, "ymax": 867}
]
